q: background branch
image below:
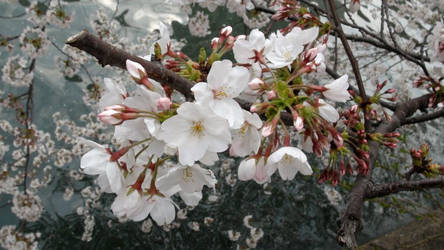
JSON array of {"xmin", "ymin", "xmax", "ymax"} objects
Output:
[
  {"xmin": 365, "ymin": 178, "xmax": 444, "ymax": 199},
  {"xmin": 402, "ymin": 108, "xmax": 444, "ymax": 125}
]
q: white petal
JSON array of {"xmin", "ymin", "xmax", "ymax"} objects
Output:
[
  {"xmin": 179, "ymin": 191, "xmax": 202, "ymax": 206},
  {"xmin": 150, "ymin": 197, "xmax": 175, "ymax": 226},
  {"xmin": 277, "ymin": 161, "xmax": 298, "ymax": 180},
  {"xmin": 199, "ymin": 151, "xmax": 219, "ymax": 166},
  {"xmin": 243, "ymin": 110, "xmax": 263, "ymax": 128},
  {"xmin": 318, "ymin": 99, "xmax": 340, "ymax": 122},
  {"xmin": 238, "ymin": 158, "xmax": 256, "ymax": 181},
  {"xmin": 207, "ymin": 60, "xmax": 233, "ymax": 89},
  {"xmin": 106, "ymin": 162, "xmax": 122, "ymax": 193},
  {"xmin": 211, "ymin": 99, "xmax": 244, "ymax": 129},
  {"xmin": 178, "ymin": 136, "xmax": 208, "ymax": 166},
  {"xmin": 80, "ymin": 149, "xmax": 108, "ymax": 175},
  {"xmin": 191, "ymin": 82, "xmax": 213, "ymax": 104}
]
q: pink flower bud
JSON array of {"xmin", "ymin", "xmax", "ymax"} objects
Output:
[
  {"xmin": 157, "ymin": 97, "xmax": 172, "ymax": 111},
  {"xmin": 126, "ymin": 60, "xmax": 146, "ymax": 81},
  {"xmin": 291, "ymin": 110, "xmax": 304, "ymax": 131},
  {"xmin": 266, "ymin": 90, "xmax": 277, "ymax": 100},
  {"xmin": 98, "ymin": 109, "xmax": 122, "ymax": 125},
  {"xmin": 250, "ymin": 104, "xmax": 261, "ymax": 113},
  {"xmin": 294, "ymin": 116, "xmax": 304, "ymax": 131},
  {"xmin": 262, "ymin": 123, "xmax": 273, "ymax": 137},
  {"xmin": 220, "ymin": 26, "xmax": 232, "ymax": 37},
  {"xmin": 305, "ymin": 48, "xmax": 318, "ymax": 61},
  {"xmin": 248, "ymin": 78, "xmax": 264, "ymax": 90},
  {"xmin": 211, "ymin": 37, "xmax": 220, "ymax": 49}
]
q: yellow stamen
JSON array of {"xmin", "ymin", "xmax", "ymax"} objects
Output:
[{"xmin": 190, "ymin": 121, "xmax": 205, "ymax": 137}]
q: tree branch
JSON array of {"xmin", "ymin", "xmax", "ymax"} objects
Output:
[
  {"xmin": 66, "ymin": 30, "xmax": 195, "ymax": 100},
  {"xmin": 337, "ymin": 93, "xmax": 439, "ymax": 249},
  {"xmin": 401, "ymin": 108, "xmax": 444, "ymax": 125},
  {"xmin": 365, "ymin": 178, "xmax": 444, "ymax": 199},
  {"xmin": 327, "ymin": 0, "xmax": 366, "ymax": 99}
]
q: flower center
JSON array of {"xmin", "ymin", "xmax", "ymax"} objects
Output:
[
  {"xmin": 190, "ymin": 121, "xmax": 205, "ymax": 137},
  {"xmin": 283, "ymin": 154, "xmax": 292, "ymax": 164},
  {"xmin": 239, "ymin": 123, "xmax": 248, "ymax": 135},
  {"xmin": 283, "ymin": 50, "xmax": 292, "ymax": 62},
  {"xmin": 182, "ymin": 167, "xmax": 194, "ymax": 183},
  {"xmin": 212, "ymin": 87, "xmax": 228, "ymax": 99}
]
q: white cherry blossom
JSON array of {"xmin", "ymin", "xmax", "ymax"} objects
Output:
[
  {"xmin": 266, "ymin": 31, "xmax": 303, "ymax": 69},
  {"xmin": 233, "ymin": 29, "xmax": 270, "ymax": 65},
  {"xmin": 80, "ymin": 139, "xmax": 132, "ymax": 193},
  {"xmin": 267, "ymin": 147, "xmax": 313, "ymax": 180},
  {"xmin": 238, "ymin": 157, "xmax": 270, "ymax": 184},
  {"xmin": 159, "ymin": 102, "xmax": 231, "ymax": 166},
  {"xmin": 323, "ymin": 75, "xmax": 351, "ymax": 102},
  {"xmin": 230, "ymin": 111, "xmax": 263, "ymax": 157},
  {"xmin": 192, "ymin": 60, "xmax": 250, "ymax": 128},
  {"xmin": 155, "ymin": 164, "xmax": 216, "ymax": 193}
]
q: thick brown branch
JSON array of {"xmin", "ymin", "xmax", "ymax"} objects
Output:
[
  {"xmin": 401, "ymin": 108, "xmax": 444, "ymax": 125},
  {"xmin": 337, "ymin": 93, "xmax": 437, "ymax": 249},
  {"xmin": 66, "ymin": 30, "xmax": 195, "ymax": 100},
  {"xmin": 365, "ymin": 178, "xmax": 444, "ymax": 199}
]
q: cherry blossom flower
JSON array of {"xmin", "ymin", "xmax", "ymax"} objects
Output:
[
  {"xmin": 322, "ymin": 75, "xmax": 351, "ymax": 102},
  {"xmin": 188, "ymin": 11, "xmax": 211, "ymax": 37},
  {"xmin": 267, "ymin": 147, "xmax": 313, "ymax": 180},
  {"xmin": 112, "ymin": 191, "xmax": 176, "ymax": 225},
  {"xmin": 286, "ymin": 26, "xmax": 319, "ymax": 47},
  {"xmin": 192, "ymin": 60, "xmax": 250, "ymax": 128},
  {"xmin": 156, "ymin": 164, "xmax": 216, "ymax": 193},
  {"xmin": 238, "ymin": 157, "xmax": 270, "ymax": 184},
  {"xmin": 80, "ymin": 139, "xmax": 133, "ymax": 193},
  {"xmin": 266, "ymin": 31, "xmax": 303, "ymax": 69},
  {"xmin": 233, "ymin": 29, "xmax": 270, "ymax": 65},
  {"xmin": 159, "ymin": 102, "xmax": 231, "ymax": 166},
  {"xmin": 230, "ymin": 111, "xmax": 263, "ymax": 157}
]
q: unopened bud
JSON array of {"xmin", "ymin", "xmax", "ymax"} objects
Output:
[
  {"xmin": 157, "ymin": 97, "xmax": 172, "ymax": 111},
  {"xmin": 291, "ymin": 110, "xmax": 304, "ymax": 131},
  {"xmin": 266, "ymin": 90, "xmax": 277, "ymax": 100},
  {"xmin": 248, "ymin": 78, "xmax": 265, "ymax": 90},
  {"xmin": 211, "ymin": 37, "xmax": 220, "ymax": 49},
  {"xmin": 220, "ymin": 26, "xmax": 232, "ymax": 37},
  {"xmin": 126, "ymin": 59, "xmax": 147, "ymax": 81},
  {"xmin": 98, "ymin": 109, "xmax": 123, "ymax": 125}
]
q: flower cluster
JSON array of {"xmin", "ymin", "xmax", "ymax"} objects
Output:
[
  {"xmin": 1, "ymin": 56, "xmax": 34, "ymax": 87},
  {"xmin": 79, "ymin": 21, "xmax": 353, "ymax": 227},
  {"xmin": 0, "ymin": 225, "xmax": 40, "ymax": 250}
]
